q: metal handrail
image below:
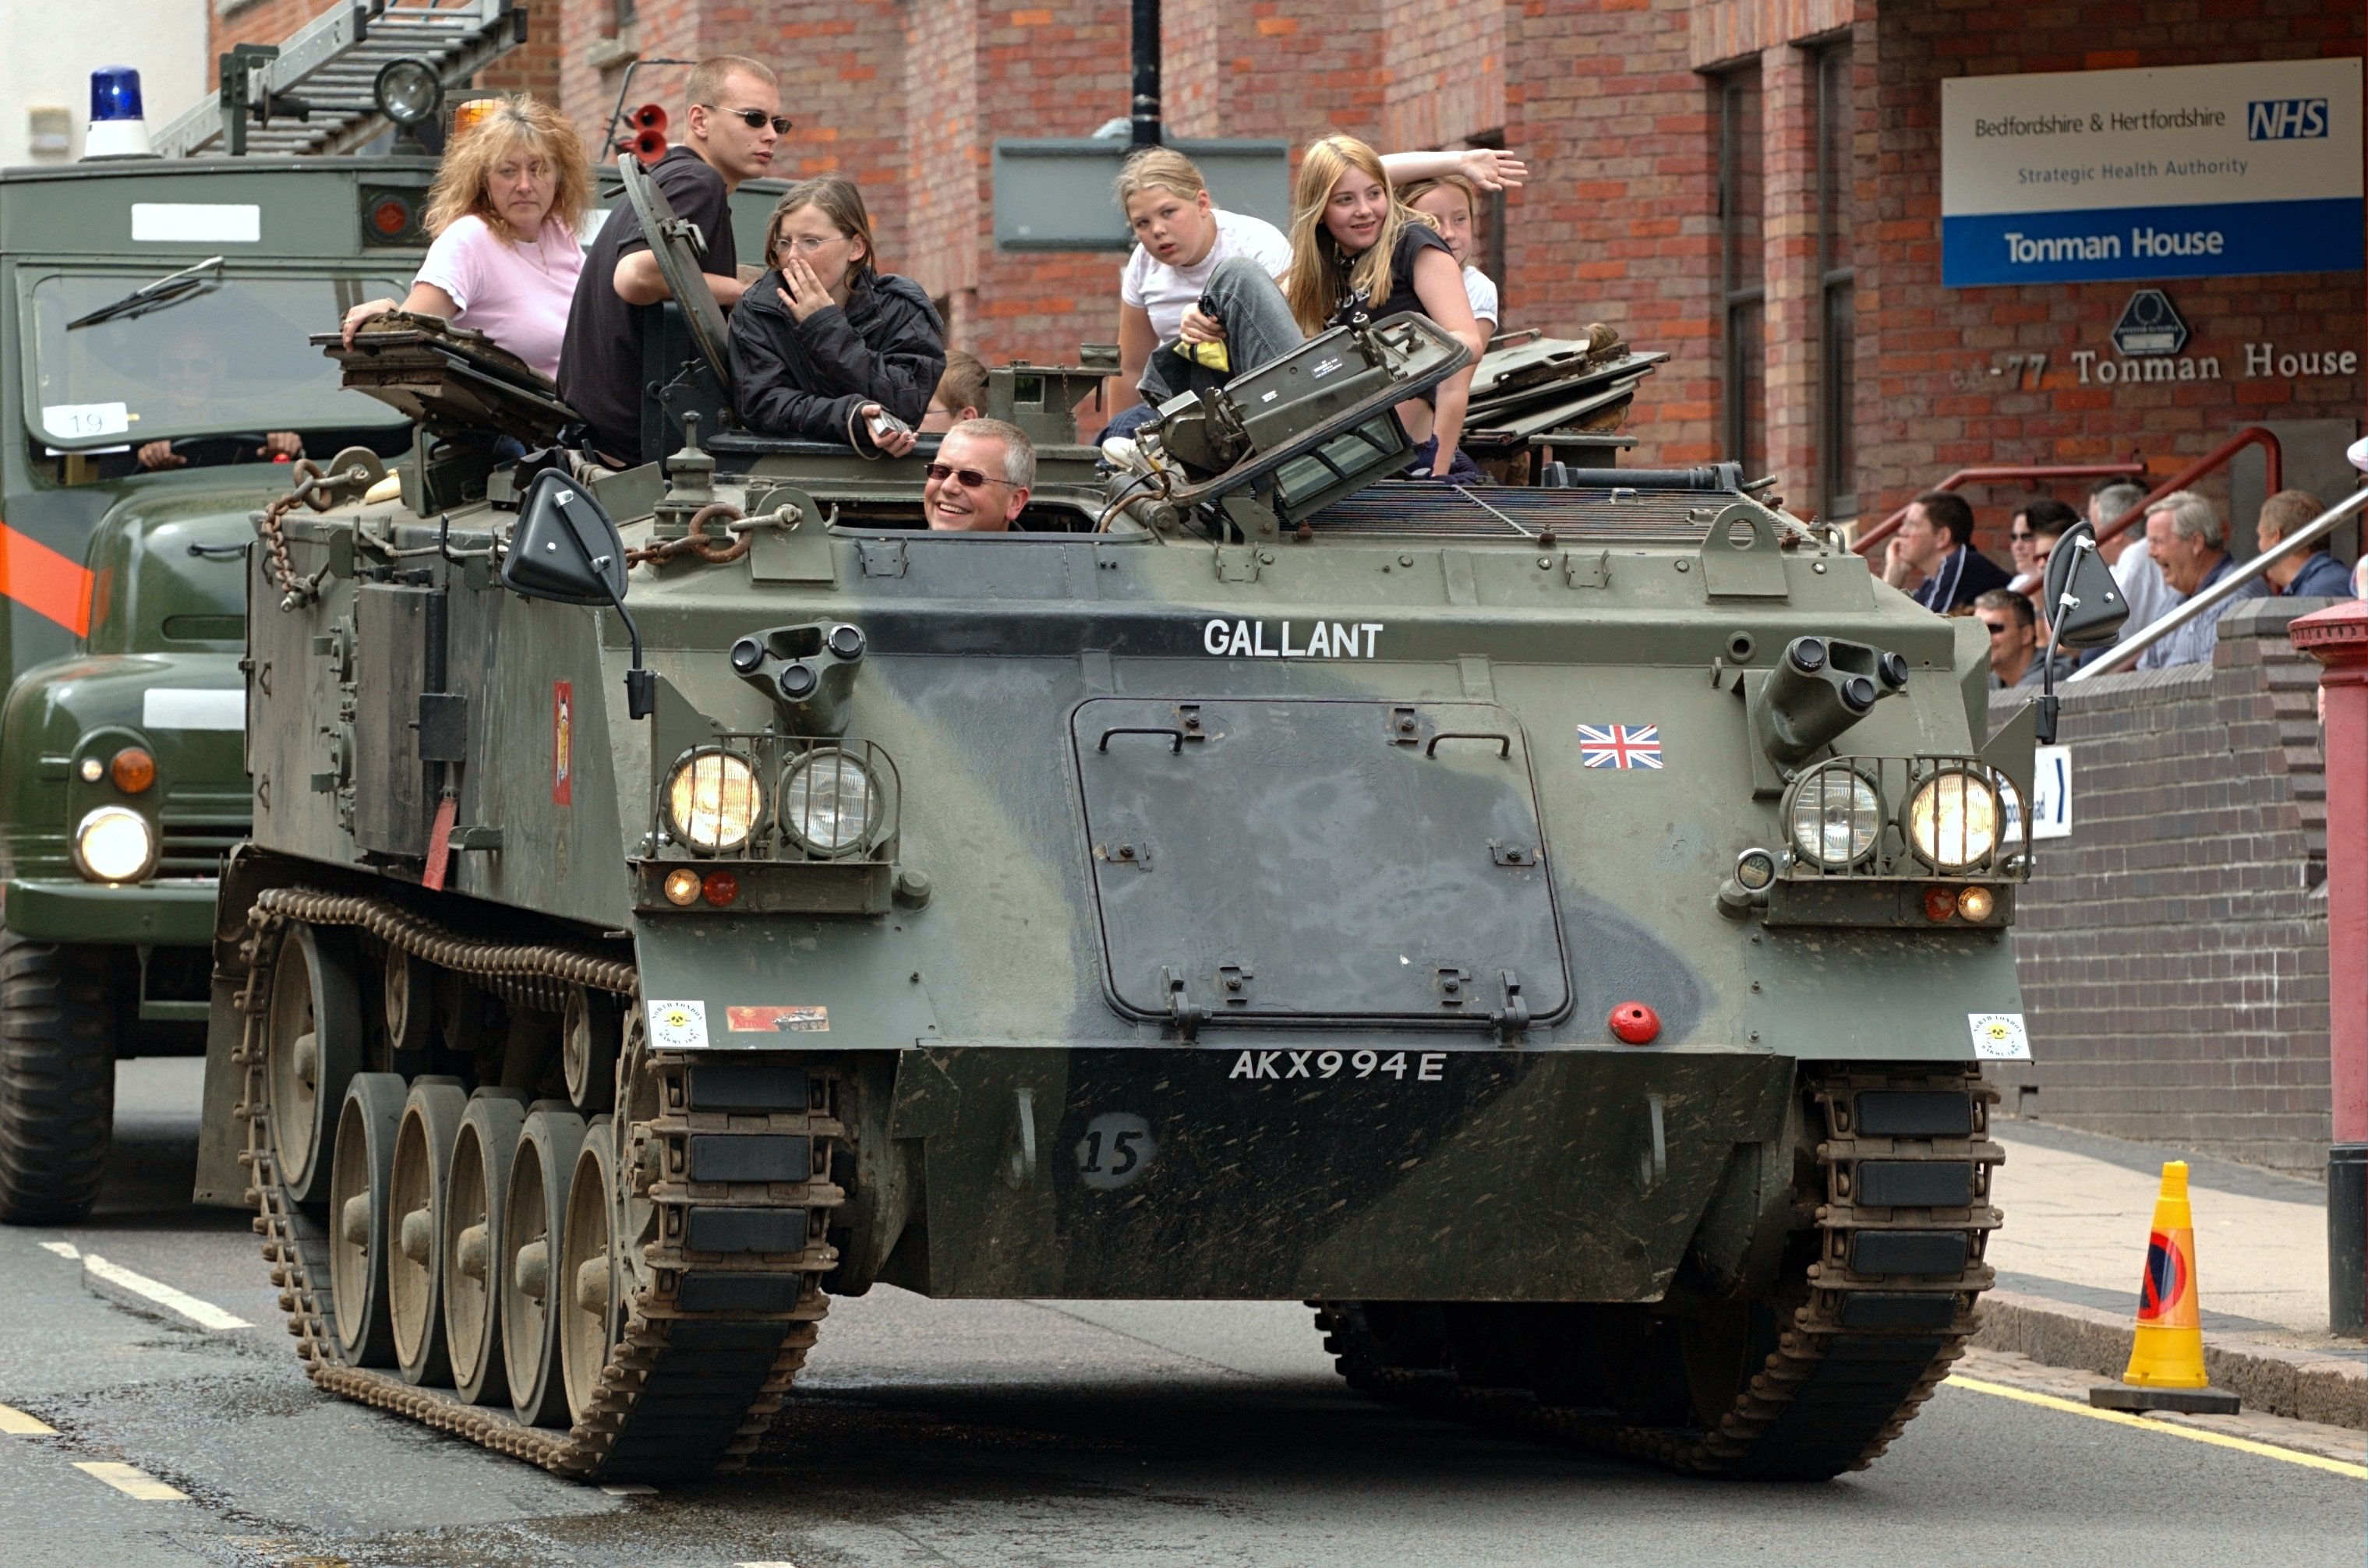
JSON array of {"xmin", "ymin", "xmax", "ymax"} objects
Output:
[
  {"xmin": 2087, "ymin": 425, "xmax": 2285, "ymax": 554},
  {"xmin": 1852, "ymin": 462, "xmax": 2147, "ymax": 555},
  {"xmin": 2067, "ymin": 483, "xmax": 2368, "ymax": 682}
]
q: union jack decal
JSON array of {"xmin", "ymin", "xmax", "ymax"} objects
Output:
[{"xmin": 1578, "ymin": 723, "xmax": 1663, "ymax": 770}]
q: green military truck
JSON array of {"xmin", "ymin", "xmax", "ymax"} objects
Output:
[{"xmin": 0, "ymin": 156, "xmax": 430, "ymax": 1220}]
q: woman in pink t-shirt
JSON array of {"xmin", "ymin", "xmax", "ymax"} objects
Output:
[{"xmin": 341, "ymin": 96, "xmax": 589, "ymax": 383}]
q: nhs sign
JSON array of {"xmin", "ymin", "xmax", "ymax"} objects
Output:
[
  {"xmin": 1943, "ymin": 59, "xmax": 2362, "ymax": 284},
  {"xmin": 2249, "ymin": 99, "xmax": 2331, "ymax": 139}
]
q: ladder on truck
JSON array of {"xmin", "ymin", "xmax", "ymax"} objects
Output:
[{"xmin": 150, "ymin": 0, "xmax": 525, "ymax": 159}]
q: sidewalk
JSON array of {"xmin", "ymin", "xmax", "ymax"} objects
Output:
[{"xmin": 1977, "ymin": 1118, "xmax": 2366, "ymax": 1428}]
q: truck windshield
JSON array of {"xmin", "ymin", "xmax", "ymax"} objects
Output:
[{"xmin": 23, "ymin": 271, "xmax": 409, "ymax": 449}]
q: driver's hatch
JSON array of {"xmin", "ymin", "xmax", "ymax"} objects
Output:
[{"xmin": 1071, "ymin": 697, "xmax": 1570, "ymax": 1029}]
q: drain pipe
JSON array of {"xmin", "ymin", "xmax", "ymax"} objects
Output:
[{"xmin": 1131, "ymin": 0, "xmax": 1161, "ymax": 147}]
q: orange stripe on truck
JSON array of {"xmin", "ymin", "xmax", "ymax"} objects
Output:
[{"xmin": 0, "ymin": 522, "xmax": 92, "ymax": 636}]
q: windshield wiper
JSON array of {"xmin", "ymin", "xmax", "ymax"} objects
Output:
[{"xmin": 67, "ymin": 256, "xmax": 225, "ymax": 331}]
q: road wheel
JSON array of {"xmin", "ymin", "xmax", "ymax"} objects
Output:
[
  {"xmin": 267, "ymin": 924, "xmax": 362, "ymax": 1204},
  {"xmin": 390, "ymin": 1078, "xmax": 468, "ymax": 1386},
  {"xmin": 328, "ymin": 1073, "xmax": 406, "ymax": 1367},
  {"xmin": 0, "ymin": 934, "xmax": 116, "ymax": 1225},
  {"xmin": 444, "ymin": 1089, "xmax": 531, "ymax": 1405},
  {"xmin": 561, "ymin": 988, "xmax": 621, "ymax": 1116},
  {"xmin": 559, "ymin": 1116, "xmax": 619, "ymax": 1425},
  {"xmin": 502, "ymin": 1103, "xmax": 586, "ymax": 1427}
]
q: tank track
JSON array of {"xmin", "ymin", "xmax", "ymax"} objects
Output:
[
  {"xmin": 231, "ymin": 887, "xmax": 841, "ymax": 1480},
  {"xmin": 1313, "ymin": 1067, "xmax": 2002, "ymax": 1480}
]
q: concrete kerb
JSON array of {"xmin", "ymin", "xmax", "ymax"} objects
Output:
[{"xmin": 1973, "ymin": 1289, "xmax": 2367, "ymax": 1429}]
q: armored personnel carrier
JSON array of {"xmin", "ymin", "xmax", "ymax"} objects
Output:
[{"xmin": 198, "ymin": 159, "xmax": 2043, "ymax": 1481}]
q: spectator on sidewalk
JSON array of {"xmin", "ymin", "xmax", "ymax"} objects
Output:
[
  {"xmin": 2135, "ymin": 489, "xmax": 2269, "ymax": 670},
  {"xmin": 2255, "ymin": 489, "xmax": 2352, "ymax": 599},
  {"xmin": 1883, "ymin": 490, "xmax": 2012, "ymax": 612},
  {"xmin": 2008, "ymin": 496, "xmax": 2073, "ymax": 584},
  {"xmin": 1975, "ymin": 588, "xmax": 2073, "ymax": 689},
  {"xmin": 2089, "ymin": 476, "xmax": 2175, "ymax": 625}
]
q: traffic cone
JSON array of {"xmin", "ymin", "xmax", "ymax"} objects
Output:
[{"xmin": 2091, "ymin": 1162, "xmax": 2240, "ymax": 1414}]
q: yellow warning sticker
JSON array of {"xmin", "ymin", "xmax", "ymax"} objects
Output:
[
  {"xmin": 647, "ymin": 1000, "xmax": 710, "ymax": 1050},
  {"xmin": 1969, "ymin": 1012, "xmax": 2030, "ymax": 1061}
]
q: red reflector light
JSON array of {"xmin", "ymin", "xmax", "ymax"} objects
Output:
[
  {"xmin": 702, "ymin": 870, "xmax": 740, "ymax": 907},
  {"xmin": 1609, "ymin": 1001, "xmax": 1660, "ymax": 1044},
  {"xmin": 371, "ymin": 196, "xmax": 411, "ymax": 236},
  {"xmin": 1922, "ymin": 887, "xmax": 1959, "ymax": 923}
]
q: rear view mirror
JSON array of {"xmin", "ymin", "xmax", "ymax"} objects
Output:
[
  {"xmin": 2041, "ymin": 521, "xmax": 2129, "ymax": 649},
  {"xmin": 503, "ymin": 469, "xmax": 628, "ymax": 606},
  {"xmin": 501, "ymin": 468, "xmax": 655, "ymax": 719}
]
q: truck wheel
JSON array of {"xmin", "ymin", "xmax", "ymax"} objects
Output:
[{"xmin": 0, "ymin": 934, "xmax": 117, "ymax": 1225}]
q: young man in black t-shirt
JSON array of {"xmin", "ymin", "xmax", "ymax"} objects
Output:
[{"xmin": 557, "ymin": 55, "xmax": 783, "ymax": 468}]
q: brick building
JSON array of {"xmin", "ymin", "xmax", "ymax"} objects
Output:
[{"xmin": 209, "ymin": 0, "xmax": 2364, "ymax": 542}]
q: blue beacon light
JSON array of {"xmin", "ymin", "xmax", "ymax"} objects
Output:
[{"xmin": 85, "ymin": 66, "xmax": 154, "ymax": 161}]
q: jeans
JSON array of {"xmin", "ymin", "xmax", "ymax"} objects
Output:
[{"xmin": 1136, "ymin": 256, "xmax": 1307, "ymax": 404}]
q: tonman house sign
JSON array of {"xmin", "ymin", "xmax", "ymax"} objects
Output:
[{"xmin": 1941, "ymin": 58, "xmax": 2363, "ymax": 286}]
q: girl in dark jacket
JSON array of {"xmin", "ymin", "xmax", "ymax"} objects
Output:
[{"xmin": 730, "ymin": 176, "xmax": 944, "ymax": 452}]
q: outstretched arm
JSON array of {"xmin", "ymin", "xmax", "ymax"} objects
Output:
[{"xmin": 1380, "ymin": 147, "xmax": 1527, "ymax": 192}]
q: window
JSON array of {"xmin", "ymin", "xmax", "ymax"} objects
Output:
[
  {"xmin": 1816, "ymin": 42, "xmax": 1857, "ymax": 521},
  {"xmin": 1717, "ymin": 69, "xmax": 1765, "ymax": 478}
]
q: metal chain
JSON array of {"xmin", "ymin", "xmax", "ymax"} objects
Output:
[{"xmin": 252, "ymin": 461, "xmax": 325, "ymax": 609}]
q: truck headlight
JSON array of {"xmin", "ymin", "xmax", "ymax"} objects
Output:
[
  {"xmin": 73, "ymin": 806, "xmax": 156, "ymax": 883},
  {"xmin": 1787, "ymin": 766, "xmax": 1882, "ymax": 867},
  {"xmin": 1906, "ymin": 768, "xmax": 2000, "ymax": 871},
  {"xmin": 779, "ymin": 750, "xmax": 879, "ymax": 856},
  {"xmin": 664, "ymin": 749, "xmax": 762, "ymax": 853}
]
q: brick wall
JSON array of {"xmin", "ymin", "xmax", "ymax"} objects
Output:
[
  {"xmin": 1987, "ymin": 602, "xmax": 2346, "ymax": 1175},
  {"xmin": 1505, "ymin": 0, "xmax": 1723, "ymax": 464}
]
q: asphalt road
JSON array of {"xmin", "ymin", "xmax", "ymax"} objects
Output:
[{"xmin": 0, "ymin": 1060, "xmax": 2356, "ymax": 1568}]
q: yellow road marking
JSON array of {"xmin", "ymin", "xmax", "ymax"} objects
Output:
[
  {"xmin": 0, "ymin": 1404, "xmax": 55, "ymax": 1436},
  {"xmin": 72, "ymin": 1461, "xmax": 189, "ymax": 1500},
  {"xmin": 1946, "ymin": 1375, "xmax": 2368, "ymax": 1479}
]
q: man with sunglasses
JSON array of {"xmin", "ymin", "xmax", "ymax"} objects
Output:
[
  {"xmin": 924, "ymin": 419, "xmax": 1034, "ymax": 532},
  {"xmin": 558, "ymin": 55, "xmax": 784, "ymax": 468}
]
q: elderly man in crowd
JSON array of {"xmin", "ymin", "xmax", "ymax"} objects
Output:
[
  {"xmin": 2133, "ymin": 489, "xmax": 2268, "ymax": 670},
  {"xmin": 924, "ymin": 418, "xmax": 1034, "ymax": 531},
  {"xmin": 2255, "ymin": 489, "xmax": 2353, "ymax": 599}
]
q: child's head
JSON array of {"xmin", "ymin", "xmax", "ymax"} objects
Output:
[
  {"xmin": 1396, "ymin": 175, "xmax": 1479, "ymax": 266},
  {"xmin": 1115, "ymin": 148, "xmax": 1218, "ymax": 267},
  {"xmin": 922, "ymin": 350, "xmax": 988, "ymax": 434}
]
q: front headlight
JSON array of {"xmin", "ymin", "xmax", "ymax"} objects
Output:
[
  {"xmin": 1787, "ymin": 766, "xmax": 1882, "ymax": 867},
  {"xmin": 1907, "ymin": 768, "xmax": 2000, "ymax": 871},
  {"xmin": 74, "ymin": 806, "xmax": 156, "ymax": 883},
  {"xmin": 779, "ymin": 750, "xmax": 879, "ymax": 857},
  {"xmin": 664, "ymin": 749, "xmax": 762, "ymax": 852}
]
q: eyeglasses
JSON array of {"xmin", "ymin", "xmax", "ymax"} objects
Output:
[
  {"xmin": 2009, "ymin": 528, "xmax": 2034, "ymax": 542},
  {"xmin": 703, "ymin": 105, "xmax": 792, "ymax": 135},
  {"xmin": 927, "ymin": 462, "xmax": 1013, "ymax": 490},
  {"xmin": 1979, "ymin": 620, "xmax": 2011, "ymax": 637}
]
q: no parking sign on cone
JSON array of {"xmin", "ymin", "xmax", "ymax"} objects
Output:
[{"xmin": 2091, "ymin": 1163, "xmax": 2241, "ymax": 1414}]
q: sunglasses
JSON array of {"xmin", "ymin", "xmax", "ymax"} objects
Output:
[
  {"xmin": 2009, "ymin": 529, "xmax": 2034, "ymax": 542},
  {"xmin": 705, "ymin": 105, "xmax": 792, "ymax": 135},
  {"xmin": 927, "ymin": 462, "xmax": 1013, "ymax": 490}
]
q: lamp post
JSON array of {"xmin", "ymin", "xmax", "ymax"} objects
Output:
[{"xmin": 2290, "ymin": 598, "xmax": 2368, "ymax": 1334}]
